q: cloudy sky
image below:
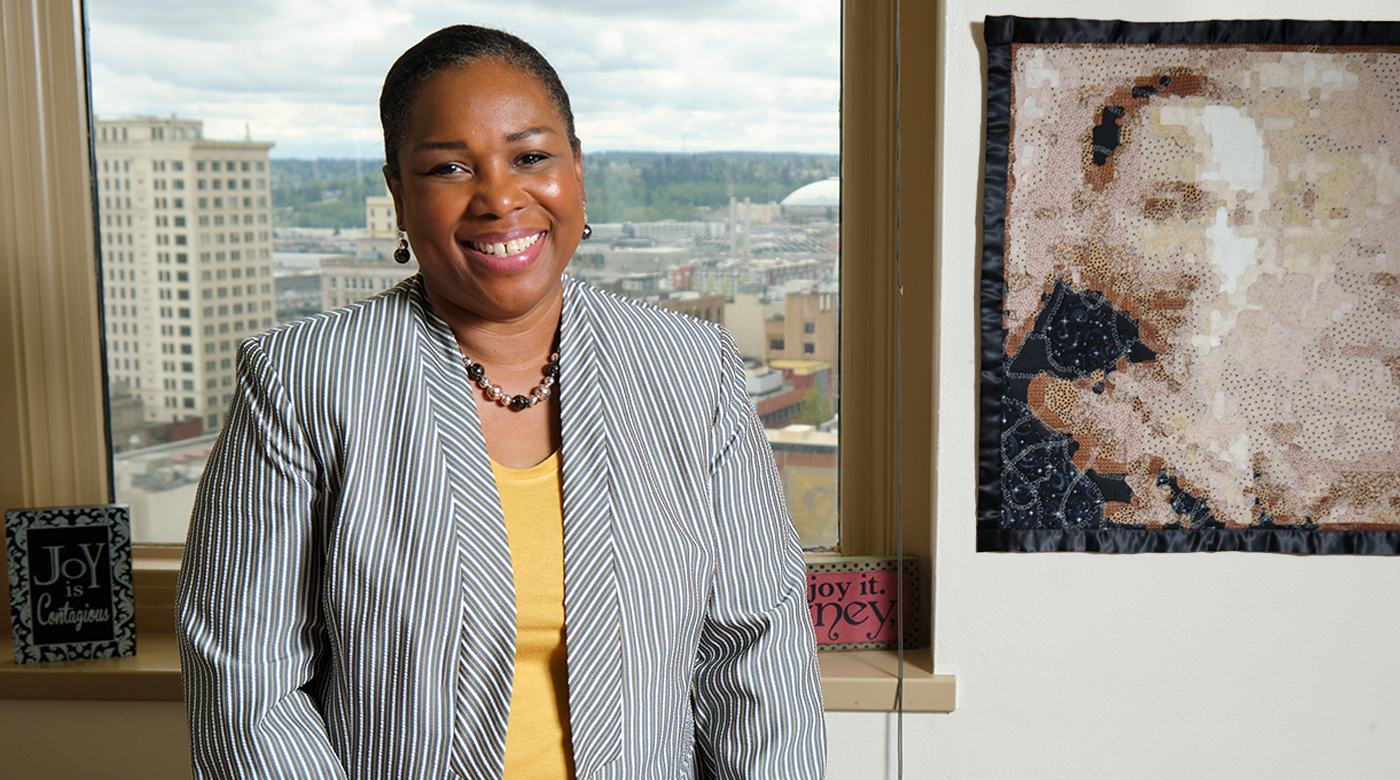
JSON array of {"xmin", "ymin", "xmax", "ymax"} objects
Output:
[{"xmin": 88, "ymin": 0, "xmax": 839, "ymax": 159}]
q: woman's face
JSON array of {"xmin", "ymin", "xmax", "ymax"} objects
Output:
[{"xmin": 386, "ymin": 60, "xmax": 585, "ymax": 324}]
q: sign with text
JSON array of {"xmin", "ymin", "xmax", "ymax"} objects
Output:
[
  {"xmin": 805, "ymin": 556, "xmax": 919, "ymax": 651},
  {"xmin": 5, "ymin": 505, "xmax": 136, "ymax": 664}
]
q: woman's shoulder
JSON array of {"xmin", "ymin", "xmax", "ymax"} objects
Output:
[
  {"xmin": 243, "ymin": 276, "xmax": 424, "ymax": 366},
  {"xmin": 565, "ymin": 276, "xmax": 732, "ymax": 354}
]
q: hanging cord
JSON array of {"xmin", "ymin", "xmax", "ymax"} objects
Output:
[{"xmin": 893, "ymin": 0, "xmax": 905, "ymax": 777}]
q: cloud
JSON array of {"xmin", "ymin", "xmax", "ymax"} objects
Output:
[{"xmin": 88, "ymin": 0, "xmax": 838, "ymax": 156}]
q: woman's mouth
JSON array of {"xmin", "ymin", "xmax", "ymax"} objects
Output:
[
  {"xmin": 465, "ymin": 232, "xmax": 543, "ymax": 258},
  {"xmin": 460, "ymin": 230, "xmax": 547, "ymax": 273}
]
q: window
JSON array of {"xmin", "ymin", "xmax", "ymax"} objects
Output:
[{"xmin": 19, "ymin": 3, "xmax": 929, "ymax": 644}]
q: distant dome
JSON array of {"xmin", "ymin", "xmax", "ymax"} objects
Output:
[{"xmin": 781, "ymin": 177, "xmax": 840, "ymax": 208}]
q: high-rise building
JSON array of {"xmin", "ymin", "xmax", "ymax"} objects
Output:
[{"xmin": 95, "ymin": 116, "xmax": 276, "ymax": 436}]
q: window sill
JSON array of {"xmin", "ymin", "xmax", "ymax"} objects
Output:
[
  {"xmin": 819, "ymin": 647, "xmax": 956, "ymax": 712},
  {"xmin": 0, "ymin": 549, "xmax": 182, "ymax": 701},
  {"xmin": 4, "ymin": 554, "xmax": 955, "ymax": 712},
  {"xmin": 0, "ymin": 634, "xmax": 182, "ymax": 701},
  {"xmin": 3, "ymin": 638, "xmax": 957, "ymax": 712}
]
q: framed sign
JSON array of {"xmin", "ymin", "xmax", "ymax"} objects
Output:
[
  {"xmin": 805, "ymin": 556, "xmax": 918, "ymax": 651},
  {"xmin": 5, "ymin": 504, "xmax": 136, "ymax": 663}
]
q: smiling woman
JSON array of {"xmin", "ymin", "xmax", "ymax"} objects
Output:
[
  {"xmin": 387, "ymin": 58, "xmax": 586, "ymax": 468},
  {"xmin": 174, "ymin": 24, "xmax": 827, "ymax": 779}
]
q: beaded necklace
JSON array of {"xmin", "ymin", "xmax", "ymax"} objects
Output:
[{"xmin": 461, "ymin": 351, "xmax": 560, "ymax": 411}]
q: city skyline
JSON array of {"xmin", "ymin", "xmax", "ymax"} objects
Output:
[{"xmin": 88, "ymin": 0, "xmax": 839, "ymax": 159}]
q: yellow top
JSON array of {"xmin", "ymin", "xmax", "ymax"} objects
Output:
[{"xmin": 491, "ymin": 450, "xmax": 575, "ymax": 780}]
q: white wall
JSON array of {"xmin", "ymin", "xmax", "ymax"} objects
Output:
[{"xmin": 828, "ymin": 1, "xmax": 1400, "ymax": 777}]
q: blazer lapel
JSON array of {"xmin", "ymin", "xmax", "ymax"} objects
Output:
[
  {"xmin": 558, "ymin": 279, "xmax": 624, "ymax": 777},
  {"xmin": 412, "ymin": 282, "xmax": 518, "ymax": 780}
]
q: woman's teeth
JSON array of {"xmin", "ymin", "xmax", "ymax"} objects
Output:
[{"xmin": 468, "ymin": 232, "xmax": 543, "ymax": 258}]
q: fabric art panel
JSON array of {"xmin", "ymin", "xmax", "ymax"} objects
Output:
[{"xmin": 979, "ymin": 17, "xmax": 1400, "ymax": 553}]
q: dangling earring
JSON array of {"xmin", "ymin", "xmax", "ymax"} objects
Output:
[
  {"xmin": 394, "ymin": 231, "xmax": 411, "ymax": 264},
  {"xmin": 581, "ymin": 209, "xmax": 592, "ymax": 241}
]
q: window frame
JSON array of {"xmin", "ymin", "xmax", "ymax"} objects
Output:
[{"xmin": 0, "ymin": 0, "xmax": 952, "ymax": 712}]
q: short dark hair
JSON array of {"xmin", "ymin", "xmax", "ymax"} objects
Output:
[{"xmin": 379, "ymin": 25, "xmax": 579, "ymax": 180}]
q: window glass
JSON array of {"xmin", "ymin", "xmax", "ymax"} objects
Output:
[{"xmin": 91, "ymin": 1, "xmax": 839, "ymax": 549}]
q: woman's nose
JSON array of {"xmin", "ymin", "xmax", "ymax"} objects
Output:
[{"xmin": 468, "ymin": 168, "xmax": 527, "ymax": 217}]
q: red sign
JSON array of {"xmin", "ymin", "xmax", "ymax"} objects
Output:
[{"xmin": 805, "ymin": 557, "xmax": 918, "ymax": 651}]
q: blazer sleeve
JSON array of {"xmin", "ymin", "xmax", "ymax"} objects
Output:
[
  {"xmin": 691, "ymin": 333, "xmax": 826, "ymax": 778},
  {"xmin": 176, "ymin": 338, "xmax": 346, "ymax": 779}
]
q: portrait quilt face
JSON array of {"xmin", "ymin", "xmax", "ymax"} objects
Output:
[{"xmin": 979, "ymin": 17, "xmax": 1400, "ymax": 553}]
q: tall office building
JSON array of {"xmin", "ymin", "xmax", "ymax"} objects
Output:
[{"xmin": 95, "ymin": 116, "xmax": 275, "ymax": 436}]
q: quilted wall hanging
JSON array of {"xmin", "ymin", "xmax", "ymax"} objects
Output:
[{"xmin": 979, "ymin": 17, "xmax": 1400, "ymax": 553}]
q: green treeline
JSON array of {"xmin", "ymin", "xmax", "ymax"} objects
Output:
[
  {"xmin": 584, "ymin": 152, "xmax": 838, "ymax": 223},
  {"xmin": 271, "ymin": 152, "xmax": 838, "ymax": 229},
  {"xmin": 271, "ymin": 159, "xmax": 386, "ymax": 229}
]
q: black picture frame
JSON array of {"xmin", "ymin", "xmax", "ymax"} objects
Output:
[{"xmin": 5, "ymin": 504, "xmax": 137, "ymax": 663}]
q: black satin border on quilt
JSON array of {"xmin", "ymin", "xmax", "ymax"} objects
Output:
[
  {"xmin": 976, "ymin": 17, "xmax": 1013, "ymax": 537},
  {"xmin": 983, "ymin": 16, "xmax": 1400, "ymax": 47},
  {"xmin": 980, "ymin": 528, "xmax": 1400, "ymax": 555}
]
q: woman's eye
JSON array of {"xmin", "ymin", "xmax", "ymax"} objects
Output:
[
  {"xmin": 518, "ymin": 152, "xmax": 550, "ymax": 166},
  {"xmin": 428, "ymin": 162, "xmax": 467, "ymax": 176}
]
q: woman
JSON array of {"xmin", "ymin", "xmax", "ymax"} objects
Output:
[{"xmin": 177, "ymin": 25, "xmax": 825, "ymax": 779}]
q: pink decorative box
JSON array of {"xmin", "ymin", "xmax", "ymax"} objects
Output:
[{"xmin": 804, "ymin": 556, "xmax": 919, "ymax": 651}]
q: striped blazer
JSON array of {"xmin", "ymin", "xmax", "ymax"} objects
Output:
[{"xmin": 176, "ymin": 275, "xmax": 825, "ymax": 779}]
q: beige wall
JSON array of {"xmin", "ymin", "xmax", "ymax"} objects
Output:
[
  {"xmin": 0, "ymin": 700, "xmax": 189, "ymax": 778},
  {"xmin": 826, "ymin": 1, "xmax": 1400, "ymax": 778}
]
